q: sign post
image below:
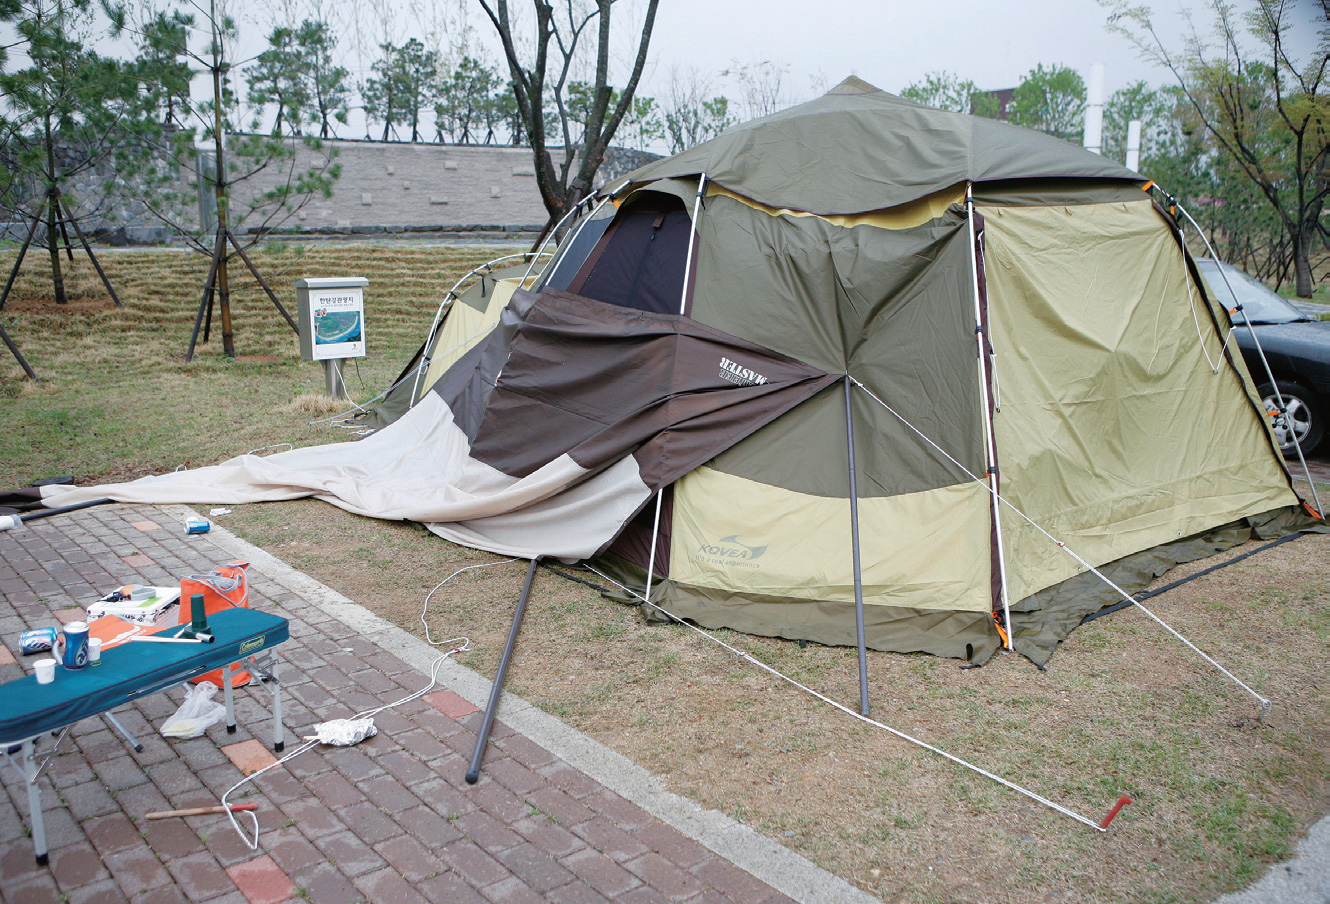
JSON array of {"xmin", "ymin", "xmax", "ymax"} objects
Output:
[{"xmin": 294, "ymin": 277, "xmax": 368, "ymax": 400}]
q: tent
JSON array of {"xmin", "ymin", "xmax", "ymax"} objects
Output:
[{"xmin": 17, "ymin": 77, "xmax": 1315, "ymax": 667}]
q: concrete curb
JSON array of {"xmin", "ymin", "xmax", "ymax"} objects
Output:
[
  {"xmin": 170, "ymin": 505, "xmax": 882, "ymax": 904},
  {"xmin": 1211, "ymin": 813, "xmax": 1330, "ymax": 904}
]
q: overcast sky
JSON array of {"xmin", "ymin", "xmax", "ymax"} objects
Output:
[
  {"xmin": 257, "ymin": 0, "xmax": 1320, "ymax": 135},
  {"xmin": 643, "ymin": 0, "xmax": 1175, "ymax": 100},
  {"xmin": 5, "ymin": 0, "xmax": 1325, "ymax": 141}
]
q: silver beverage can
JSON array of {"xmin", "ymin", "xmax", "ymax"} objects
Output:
[
  {"xmin": 19, "ymin": 626, "xmax": 57, "ymax": 655},
  {"xmin": 62, "ymin": 621, "xmax": 90, "ymax": 669}
]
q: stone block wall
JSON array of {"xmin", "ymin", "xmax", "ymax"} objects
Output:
[{"xmin": 2, "ymin": 135, "xmax": 660, "ymax": 242}]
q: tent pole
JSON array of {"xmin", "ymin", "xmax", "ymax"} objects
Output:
[
  {"xmin": 965, "ymin": 184, "xmax": 1013, "ymax": 649},
  {"xmin": 465, "ymin": 556, "xmax": 540, "ymax": 785},
  {"xmin": 643, "ymin": 492, "xmax": 665, "ymax": 603},
  {"xmin": 522, "ymin": 196, "xmax": 591, "ymax": 285},
  {"xmin": 644, "ymin": 173, "xmax": 711, "ymax": 605},
  {"xmin": 843, "ymin": 376, "xmax": 871, "ymax": 716},
  {"xmin": 528, "ymin": 195, "xmax": 612, "ymax": 291},
  {"xmin": 678, "ymin": 175, "xmax": 708, "ymax": 317},
  {"xmin": 1167, "ymin": 196, "xmax": 1324, "ymax": 519}
]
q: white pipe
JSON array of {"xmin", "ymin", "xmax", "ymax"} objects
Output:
[
  {"xmin": 1083, "ymin": 63, "xmax": 1105, "ymax": 154},
  {"xmin": 522, "ymin": 197, "xmax": 591, "ymax": 284},
  {"xmin": 534, "ymin": 195, "xmax": 614, "ymax": 293},
  {"xmin": 966, "ymin": 185, "xmax": 1013, "ymax": 648},
  {"xmin": 409, "ymin": 252, "xmax": 552, "ymax": 404},
  {"xmin": 644, "ymin": 174, "xmax": 709, "ymax": 605},
  {"xmin": 1126, "ymin": 120, "xmax": 1142, "ymax": 171}
]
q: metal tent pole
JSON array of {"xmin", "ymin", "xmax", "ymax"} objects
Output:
[
  {"xmin": 1168, "ymin": 197, "xmax": 1324, "ymax": 519},
  {"xmin": 965, "ymin": 185, "xmax": 1013, "ymax": 648},
  {"xmin": 465, "ymin": 557, "xmax": 540, "ymax": 784},
  {"xmin": 843, "ymin": 376, "xmax": 871, "ymax": 716},
  {"xmin": 643, "ymin": 174, "xmax": 709, "ymax": 604}
]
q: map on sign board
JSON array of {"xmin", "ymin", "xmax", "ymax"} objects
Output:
[{"xmin": 307, "ymin": 288, "xmax": 365, "ymax": 360}]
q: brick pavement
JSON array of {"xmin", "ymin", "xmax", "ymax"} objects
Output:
[{"xmin": 0, "ymin": 505, "xmax": 843, "ymax": 904}]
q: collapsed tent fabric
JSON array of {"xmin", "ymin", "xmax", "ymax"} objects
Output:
[{"xmin": 29, "ymin": 289, "xmax": 835, "ymax": 560}]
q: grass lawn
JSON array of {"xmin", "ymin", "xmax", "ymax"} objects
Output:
[{"xmin": 1, "ymin": 243, "xmax": 1327, "ymax": 904}]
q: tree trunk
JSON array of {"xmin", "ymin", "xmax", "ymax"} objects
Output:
[
  {"xmin": 1293, "ymin": 210, "xmax": 1319, "ymax": 298},
  {"xmin": 212, "ymin": 43, "xmax": 236, "ymax": 358}
]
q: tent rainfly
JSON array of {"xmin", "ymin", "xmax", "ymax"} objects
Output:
[{"xmin": 14, "ymin": 76, "xmax": 1319, "ymax": 668}]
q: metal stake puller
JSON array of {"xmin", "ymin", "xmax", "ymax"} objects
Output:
[{"xmin": 131, "ymin": 594, "xmax": 215, "ymax": 644}]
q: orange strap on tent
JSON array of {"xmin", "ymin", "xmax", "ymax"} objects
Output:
[{"xmin": 992, "ymin": 612, "xmax": 1010, "ymax": 648}]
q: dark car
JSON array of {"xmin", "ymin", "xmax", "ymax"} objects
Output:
[{"xmin": 1197, "ymin": 258, "xmax": 1330, "ymax": 456}]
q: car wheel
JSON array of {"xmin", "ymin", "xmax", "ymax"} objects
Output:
[{"xmin": 1258, "ymin": 380, "xmax": 1324, "ymax": 456}]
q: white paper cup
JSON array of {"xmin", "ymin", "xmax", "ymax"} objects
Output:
[
  {"xmin": 88, "ymin": 638, "xmax": 102, "ymax": 664},
  {"xmin": 34, "ymin": 658, "xmax": 56, "ymax": 684}
]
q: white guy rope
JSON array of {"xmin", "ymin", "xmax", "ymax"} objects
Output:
[
  {"xmin": 1182, "ymin": 255, "xmax": 1235, "ymax": 375},
  {"xmin": 850, "ymin": 377, "xmax": 1273, "ymax": 713},
  {"xmin": 217, "ymin": 559, "xmax": 517, "ymax": 849},
  {"xmin": 419, "ymin": 558, "xmax": 518, "ymax": 646},
  {"xmin": 219, "ymin": 637, "xmax": 470, "ymax": 849},
  {"xmin": 583, "ymin": 565, "xmax": 1107, "ymax": 832}
]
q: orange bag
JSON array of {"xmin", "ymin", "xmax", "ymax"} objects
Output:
[{"xmin": 179, "ymin": 561, "xmax": 251, "ymax": 687}]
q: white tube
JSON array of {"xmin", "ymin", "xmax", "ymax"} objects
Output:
[
  {"xmin": 644, "ymin": 174, "xmax": 709, "ymax": 605},
  {"xmin": 1126, "ymin": 120, "xmax": 1142, "ymax": 171},
  {"xmin": 966, "ymin": 185, "xmax": 1012, "ymax": 648},
  {"xmin": 1083, "ymin": 63, "xmax": 1105, "ymax": 154}
]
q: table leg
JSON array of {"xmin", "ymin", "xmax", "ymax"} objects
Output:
[
  {"xmin": 222, "ymin": 665, "xmax": 237, "ymax": 734},
  {"xmin": 22, "ymin": 738, "xmax": 47, "ymax": 866},
  {"xmin": 104, "ymin": 712, "xmax": 144, "ymax": 753}
]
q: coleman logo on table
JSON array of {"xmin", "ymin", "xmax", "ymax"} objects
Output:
[
  {"xmin": 718, "ymin": 357, "xmax": 769, "ymax": 386},
  {"xmin": 238, "ymin": 636, "xmax": 265, "ymax": 655}
]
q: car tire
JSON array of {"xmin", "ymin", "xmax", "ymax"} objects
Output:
[{"xmin": 1258, "ymin": 380, "xmax": 1324, "ymax": 456}]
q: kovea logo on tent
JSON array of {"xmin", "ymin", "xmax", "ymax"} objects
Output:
[
  {"xmin": 696, "ymin": 535, "xmax": 767, "ymax": 569},
  {"xmin": 718, "ymin": 357, "xmax": 769, "ymax": 387}
]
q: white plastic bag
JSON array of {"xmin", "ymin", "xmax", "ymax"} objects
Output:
[
  {"xmin": 160, "ymin": 682, "xmax": 227, "ymax": 739},
  {"xmin": 309, "ymin": 718, "xmax": 377, "ymax": 746}
]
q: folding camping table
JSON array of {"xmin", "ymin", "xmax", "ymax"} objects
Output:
[{"xmin": 0, "ymin": 608, "xmax": 289, "ymax": 865}]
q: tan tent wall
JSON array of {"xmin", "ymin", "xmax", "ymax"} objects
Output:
[
  {"xmin": 421, "ymin": 277, "xmax": 526, "ymax": 392},
  {"xmin": 981, "ymin": 199, "xmax": 1297, "ymax": 602},
  {"xmin": 670, "ymin": 466, "xmax": 992, "ymax": 608}
]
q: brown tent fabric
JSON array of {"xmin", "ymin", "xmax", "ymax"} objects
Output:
[
  {"xmin": 29, "ymin": 289, "xmax": 837, "ymax": 561},
  {"xmin": 438, "ymin": 288, "xmax": 840, "ymax": 492}
]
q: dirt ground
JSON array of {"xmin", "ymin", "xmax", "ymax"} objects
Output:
[{"xmin": 221, "ymin": 490, "xmax": 1330, "ymax": 904}]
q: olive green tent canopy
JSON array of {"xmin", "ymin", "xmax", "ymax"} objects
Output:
[{"xmin": 623, "ymin": 75, "xmax": 1141, "ymax": 214}]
